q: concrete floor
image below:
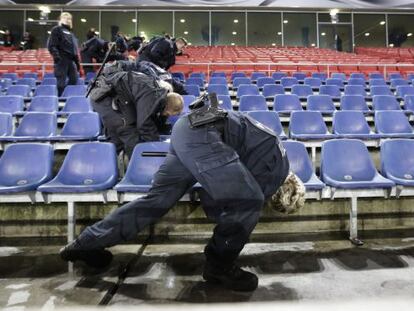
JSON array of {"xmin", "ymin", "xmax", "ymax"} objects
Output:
[{"xmin": 1, "ymin": 238, "xmax": 414, "ymax": 309}]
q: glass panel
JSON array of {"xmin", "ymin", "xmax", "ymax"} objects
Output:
[
  {"xmin": 138, "ymin": 11, "xmax": 173, "ymax": 41},
  {"xmin": 319, "ymin": 24, "xmax": 353, "ymax": 52},
  {"xmin": 101, "ymin": 11, "xmax": 136, "ymax": 42},
  {"xmin": 318, "ymin": 13, "xmax": 351, "ymax": 23},
  {"xmin": 67, "ymin": 11, "xmax": 99, "ymax": 43},
  {"xmin": 353, "ymin": 14, "xmax": 386, "ymax": 47},
  {"xmin": 211, "ymin": 12, "xmax": 246, "ymax": 46},
  {"xmin": 247, "ymin": 12, "xmax": 282, "ymax": 46},
  {"xmin": 26, "ymin": 10, "xmax": 61, "ymax": 21},
  {"xmin": 283, "ymin": 13, "xmax": 317, "ymax": 47},
  {"xmin": 388, "ymin": 14, "xmax": 414, "ymax": 47},
  {"xmin": 26, "ymin": 10, "xmax": 62, "ymax": 49},
  {"xmin": 0, "ymin": 10, "xmax": 24, "ymax": 48},
  {"xmin": 174, "ymin": 12, "xmax": 208, "ymax": 46}
]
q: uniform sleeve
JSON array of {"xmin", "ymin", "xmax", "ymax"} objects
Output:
[
  {"xmin": 47, "ymin": 27, "xmax": 61, "ymax": 61},
  {"xmin": 149, "ymin": 40, "xmax": 171, "ymax": 69},
  {"xmin": 171, "ymin": 78, "xmax": 188, "ymax": 95},
  {"xmin": 135, "ymin": 89, "xmax": 161, "ymax": 142}
]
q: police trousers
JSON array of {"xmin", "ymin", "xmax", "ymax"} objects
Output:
[
  {"xmin": 77, "ymin": 117, "xmax": 268, "ymax": 268},
  {"xmin": 54, "ymin": 57, "xmax": 77, "ymax": 96}
]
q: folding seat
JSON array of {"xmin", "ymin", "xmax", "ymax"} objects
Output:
[
  {"xmin": 312, "ymin": 72, "xmax": 327, "ymax": 82},
  {"xmin": 262, "ymin": 84, "xmax": 284, "ymax": 98},
  {"xmin": 397, "ymin": 85, "xmax": 414, "ymax": 98},
  {"xmin": 282, "ymin": 141, "xmax": 325, "ymax": 190},
  {"xmin": 304, "ymin": 77, "xmax": 322, "ymax": 89},
  {"xmin": 370, "ymin": 86, "xmax": 393, "ymax": 96},
  {"xmin": 236, "ymin": 84, "xmax": 260, "ymax": 98},
  {"xmin": 6, "ymin": 85, "xmax": 31, "ymax": 97},
  {"xmin": 375, "ymin": 111, "xmax": 414, "ymax": 138},
  {"xmin": 388, "ymin": 73, "xmax": 402, "ymax": 80},
  {"xmin": 38, "ymin": 142, "xmax": 118, "ymax": 193},
  {"xmin": 184, "ymin": 84, "xmax": 200, "ymax": 97},
  {"xmin": 292, "ymin": 72, "xmax": 307, "ymax": 82},
  {"xmin": 239, "ymin": 95, "xmax": 268, "ymax": 112},
  {"xmin": 2, "ymin": 73, "xmax": 18, "ymax": 82},
  {"xmin": 34, "ymin": 85, "xmax": 58, "ymax": 97},
  {"xmin": 289, "ymin": 111, "xmax": 334, "ymax": 140},
  {"xmin": 247, "ymin": 111, "xmax": 287, "ymax": 139},
  {"xmin": 185, "ymin": 77, "xmax": 204, "ymax": 88},
  {"xmin": 344, "ymin": 85, "xmax": 367, "ymax": 97},
  {"xmin": 273, "ymin": 94, "xmax": 303, "ymax": 114},
  {"xmin": 0, "ymin": 113, "xmax": 13, "ymax": 136},
  {"xmin": 280, "ymin": 77, "xmax": 298, "ymax": 88},
  {"xmin": 231, "ymin": 72, "xmax": 246, "ymax": 81},
  {"xmin": 307, "ymin": 95, "xmax": 336, "ymax": 114},
  {"xmin": 43, "ymin": 73, "xmax": 55, "ymax": 79},
  {"xmin": 404, "ymin": 95, "xmax": 414, "ymax": 111},
  {"xmin": 326, "ymin": 78, "xmax": 344, "ymax": 88},
  {"xmin": 381, "ymin": 139, "xmax": 414, "ymax": 189},
  {"xmin": 189, "ymin": 72, "xmax": 206, "ymax": 81},
  {"xmin": 390, "ymin": 78, "xmax": 409, "ymax": 88},
  {"xmin": 28, "ymin": 96, "xmax": 58, "ymax": 113},
  {"xmin": 0, "ymin": 78, "xmax": 12, "ymax": 91},
  {"xmin": 60, "ymin": 85, "xmax": 87, "ymax": 98},
  {"xmin": 347, "ymin": 78, "xmax": 365, "ymax": 86},
  {"xmin": 369, "ymin": 73, "xmax": 384, "ymax": 79},
  {"xmin": 22, "ymin": 72, "xmax": 38, "ymax": 80},
  {"xmin": 217, "ymin": 95, "xmax": 233, "ymax": 111},
  {"xmin": 41, "ymin": 78, "xmax": 57, "ymax": 86},
  {"xmin": 208, "ymin": 77, "xmax": 227, "ymax": 85},
  {"xmin": 291, "ymin": 84, "xmax": 313, "ymax": 99},
  {"xmin": 16, "ymin": 78, "xmax": 36, "ymax": 88},
  {"xmin": 76, "ymin": 78, "xmax": 85, "ymax": 85},
  {"xmin": 0, "ymin": 143, "xmax": 54, "ymax": 193},
  {"xmin": 211, "ymin": 72, "xmax": 226, "ymax": 78},
  {"xmin": 407, "ymin": 73, "xmax": 414, "ymax": 80},
  {"xmin": 333, "ymin": 111, "xmax": 379, "ymax": 139},
  {"xmin": 331, "ymin": 73, "xmax": 346, "ymax": 81},
  {"xmin": 85, "ymin": 72, "xmax": 97, "ymax": 83},
  {"xmin": 340, "ymin": 95, "xmax": 370, "ymax": 113},
  {"xmin": 271, "ymin": 72, "xmax": 287, "ymax": 81},
  {"xmin": 350, "ymin": 73, "xmax": 365, "ymax": 80},
  {"xmin": 12, "ymin": 112, "xmax": 57, "ymax": 141},
  {"xmin": 319, "ymin": 85, "xmax": 341, "ymax": 100},
  {"xmin": 251, "ymin": 72, "xmax": 267, "ymax": 81},
  {"xmin": 256, "ymin": 77, "xmax": 275, "ymax": 89},
  {"xmin": 369, "ymin": 79, "xmax": 387, "ymax": 86},
  {"xmin": 207, "ymin": 84, "xmax": 229, "ymax": 96},
  {"xmin": 51, "ymin": 112, "xmax": 101, "ymax": 141},
  {"xmin": 372, "ymin": 95, "xmax": 401, "ymax": 111},
  {"xmin": 233, "ymin": 77, "xmax": 252, "ymax": 89},
  {"xmin": 0, "ymin": 95, "xmax": 24, "ymax": 115},
  {"xmin": 181, "ymin": 95, "xmax": 196, "ymax": 112},
  {"xmin": 115, "ymin": 142, "xmax": 169, "ymax": 192},
  {"xmin": 60, "ymin": 96, "xmax": 92, "ymax": 114}
]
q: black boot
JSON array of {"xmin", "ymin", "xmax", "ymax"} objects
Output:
[
  {"xmin": 203, "ymin": 263, "xmax": 258, "ymax": 292},
  {"xmin": 59, "ymin": 239, "xmax": 113, "ymax": 269}
]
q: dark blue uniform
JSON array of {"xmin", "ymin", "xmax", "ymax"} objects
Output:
[
  {"xmin": 76, "ymin": 112, "xmax": 289, "ymax": 269},
  {"xmin": 47, "ymin": 24, "xmax": 79, "ymax": 96},
  {"xmin": 138, "ymin": 37, "xmax": 177, "ymax": 70}
]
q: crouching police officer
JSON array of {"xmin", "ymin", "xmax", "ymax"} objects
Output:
[{"xmin": 60, "ymin": 93, "xmax": 305, "ymax": 292}]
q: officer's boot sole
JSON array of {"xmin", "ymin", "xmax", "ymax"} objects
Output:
[
  {"xmin": 202, "ymin": 268, "xmax": 258, "ymax": 292},
  {"xmin": 60, "ymin": 248, "xmax": 113, "ymax": 269}
]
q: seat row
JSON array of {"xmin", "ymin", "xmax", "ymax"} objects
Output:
[
  {"xmin": 0, "ymin": 72, "xmax": 96, "ymax": 84},
  {"xmin": 0, "ymin": 84, "xmax": 87, "ymax": 99}
]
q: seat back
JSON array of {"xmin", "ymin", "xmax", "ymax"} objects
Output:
[
  {"xmin": 15, "ymin": 112, "xmax": 57, "ymax": 137},
  {"xmin": 41, "ymin": 78, "xmax": 57, "ymax": 86},
  {"xmin": 262, "ymin": 84, "xmax": 284, "ymax": 97},
  {"xmin": 257, "ymin": 77, "xmax": 276, "ymax": 89},
  {"xmin": 292, "ymin": 72, "xmax": 307, "ymax": 81},
  {"xmin": 375, "ymin": 111, "xmax": 413, "ymax": 134},
  {"xmin": 372, "ymin": 95, "xmax": 401, "ymax": 110},
  {"xmin": 62, "ymin": 96, "xmax": 92, "ymax": 113},
  {"xmin": 0, "ymin": 78, "xmax": 12, "ymax": 90},
  {"xmin": 370, "ymin": 86, "xmax": 393, "ymax": 96},
  {"xmin": 2, "ymin": 73, "xmax": 18, "ymax": 82},
  {"xmin": 16, "ymin": 78, "xmax": 36, "ymax": 88},
  {"xmin": 209, "ymin": 77, "xmax": 227, "ymax": 85},
  {"xmin": 34, "ymin": 85, "xmax": 58, "ymax": 97},
  {"xmin": 340, "ymin": 95, "xmax": 369, "ymax": 111},
  {"xmin": 211, "ymin": 72, "xmax": 226, "ymax": 78},
  {"xmin": 369, "ymin": 73, "xmax": 384, "ymax": 79},
  {"xmin": 7, "ymin": 85, "xmax": 30, "ymax": 97},
  {"xmin": 231, "ymin": 72, "xmax": 247, "ymax": 81},
  {"xmin": 61, "ymin": 85, "xmax": 87, "ymax": 97},
  {"xmin": 347, "ymin": 78, "xmax": 365, "ymax": 86},
  {"xmin": 85, "ymin": 72, "xmax": 97, "ymax": 83},
  {"xmin": 236, "ymin": 84, "xmax": 260, "ymax": 98},
  {"xmin": 280, "ymin": 77, "xmax": 298, "ymax": 88},
  {"xmin": 312, "ymin": 72, "xmax": 327, "ymax": 81},
  {"xmin": 60, "ymin": 112, "xmax": 101, "ymax": 137},
  {"xmin": 184, "ymin": 84, "xmax": 200, "ymax": 97},
  {"xmin": 239, "ymin": 95, "xmax": 267, "ymax": 111},
  {"xmin": 28, "ymin": 96, "xmax": 59, "ymax": 112},
  {"xmin": 273, "ymin": 94, "xmax": 302, "ymax": 112},
  {"xmin": 350, "ymin": 73, "xmax": 365, "ymax": 80},
  {"xmin": 389, "ymin": 73, "xmax": 402, "ymax": 80},
  {"xmin": 251, "ymin": 72, "xmax": 266, "ymax": 81},
  {"xmin": 404, "ymin": 95, "xmax": 414, "ymax": 111},
  {"xmin": 304, "ymin": 77, "xmax": 322, "ymax": 88},
  {"xmin": 333, "ymin": 111, "xmax": 371, "ymax": 135},
  {"xmin": 0, "ymin": 112, "xmax": 12, "ymax": 136},
  {"xmin": 344, "ymin": 85, "xmax": 366, "ymax": 96},
  {"xmin": 381, "ymin": 139, "xmax": 414, "ymax": 181},
  {"xmin": 290, "ymin": 111, "xmax": 328, "ymax": 135},
  {"xmin": 0, "ymin": 95, "xmax": 24, "ymax": 114},
  {"xmin": 369, "ymin": 79, "xmax": 387, "ymax": 86},
  {"xmin": 282, "ymin": 141, "xmax": 314, "ymax": 182},
  {"xmin": 233, "ymin": 77, "xmax": 252, "ymax": 88},
  {"xmin": 291, "ymin": 84, "xmax": 313, "ymax": 97},
  {"xmin": 331, "ymin": 73, "xmax": 346, "ymax": 81},
  {"xmin": 390, "ymin": 78, "xmax": 409, "ymax": 87},
  {"xmin": 247, "ymin": 111, "xmax": 284, "ymax": 136},
  {"xmin": 271, "ymin": 72, "xmax": 287, "ymax": 80},
  {"xmin": 319, "ymin": 85, "xmax": 341, "ymax": 97},
  {"xmin": 185, "ymin": 77, "xmax": 204, "ymax": 88},
  {"xmin": 397, "ymin": 86, "xmax": 414, "ymax": 98},
  {"xmin": 326, "ymin": 78, "xmax": 344, "ymax": 87},
  {"xmin": 189, "ymin": 72, "xmax": 206, "ymax": 81},
  {"xmin": 307, "ymin": 95, "xmax": 335, "ymax": 112},
  {"xmin": 217, "ymin": 95, "xmax": 233, "ymax": 111},
  {"xmin": 207, "ymin": 84, "xmax": 229, "ymax": 96}
]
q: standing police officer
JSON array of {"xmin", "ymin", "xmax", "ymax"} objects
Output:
[
  {"xmin": 60, "ymin": 93, "xmax": 305, "ymax": 292},
  {"xmin": 48, "ymin": 12, "xmax": 80, "ymax": 96}
]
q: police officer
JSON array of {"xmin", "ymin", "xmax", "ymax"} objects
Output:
[
  {"xmin": 138, "ymin": 36, "xmax": 187, "ymax": 70},
  {"xmin": 128, "ymin": 36, "xmax": 144, "ymax": 52},
  {"xmin": 48, "ymin": 12, "xmax": 80, "ymax": 96},
  {"xmin": 60, "ymin": 93, "xmax": 305, "ymax": 292},
  {"xmin": 80, "ymin": 31, "xmax": 107, "ymax": 74}
]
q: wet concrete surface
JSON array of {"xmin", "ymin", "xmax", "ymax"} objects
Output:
[{"xmin": 1, "ymin": 239, "xmax": 414, "ymax": 308}]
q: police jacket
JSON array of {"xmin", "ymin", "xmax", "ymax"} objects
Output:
[
  {"xmin": 48, "ymin": 24, "xmax": 79, "ymax": 64},
  {"xmin": 138, "ymin": 37, "xmax": 177, "ymax": 70},
  {"xmin": 80, "ymin": 37, "xmax": 107, "ymax": 63}
]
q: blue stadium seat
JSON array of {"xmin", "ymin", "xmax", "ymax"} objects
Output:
[
  {"xmin": 207, "ymin": 84, "xmax": 229, "ymax": 96},
  {"xmin": 211, "ymin": 72, "xmax": 226, "ymax": 78},
  {"xmin": 344, "ymin": 85, "xmax": 367, "ymax": 97},
  {"xmin": 217, "ymin": 95, "xmax": 233, "ymax": 111},
  {"xmin": 184, "ymin": 84, "xmax": 201, "ymax": 97},
  {"xmin": 38, "ymin": 142, "xmax": 118, "ymax": 193},
  {"xmin": 350, "ymin": 73, "xmax": 365, "ymax": 80},
  {"xmin": 190, "ymin": 72, "xmax": 206, "ymax": 81},
  {"xmin": 185, "ymin": 77, "xmax": 204, "ymax": 88},
  {"xmin": 291, "ymin": 84, "xmax": 313, "ymax": 99},
  {"xmin": 247, "ymin": 111, "xmax": 287, "ymax": 139},
  {"xmin": 231, "ymin": 72, "xmax": 247, "ymax": 81},
  {"xmin": 23, "ymin": 72, "xmax": 38, "ymax": 80},
  {"xmin": 60, "ymin": 85, "xmax": 87, "ymax": 98},
  {"xmin": 85, "ymin": 72, "xmax": 97, "ymax": 83},
  {"xmin": 272, "ymin": 72, "xmax": 287, "ymax": 81},
  {"xmin": 390, "ymin": 78, "xmax": 409, "ymax": 88},
  {"xmin": 292, "ymin": 72, "xmax": 307, "ymax": 82},
  {"xmin": 408, "ymin": 73, "xmax": 414, "ymax": 80},
  {"xmin": 404, "ymin": 95, "xmax": 414, "ymax": 111},
  {"xmin": 0, "ymin": 78, "xmax": 12, "ymax": 91},
  {"xmin": 280, "ymin": 77, "xmax": 298, "ymax": 88},
  {"xmin": 396, "ymin": 85, "xmax": 414, "ymax": 98},
  {"xmin": 209, "ymin": 77, "xmax": 227, "ymax": 85},
  {"xmin": 369, "ymin": 79, "xmax": 387, "ymax": 86},
  {"xmin": 369, "ymin": 73, "xmax": 384, "ymax": 79},
  {"xmin": 0, "ymin": 113, "xmax": 12, "ymax": 136},
  {"xmin": 257, "ymin": 77, "xmax": 276, "ymax": 88},
  {"xmin": 319, "ymin": 85, "xmax": 341, "ymax": 100},
  {"xmin": 289, "ymin": 111, "xmax": 335, "ymax": 140},
  {"xmin": 41, "ymin": 78, "xmax": 57, "ymax": 86},
  {"xmin": 59, "ymin": 96, "xmax": 92, "ymax": 114},
  {"xmin": 331, "ymin": 73, "xmax": 346, "ymax": 81},
  {"xmin": 233, "ymin": 77, "xmax": 252, "ymax": 89},
  {"xmin": 347, "ymin": 78, "xmax": 365, "ymax": 86},
  {"xmin": 273, "ymin": 94, "xmax": 303, "ymax": 114},
  {"xmin": 262, "ymin": 84, "xmax": 284, "ymax": 98},
  {"xmin": 13, "ymin": 112, "xmax": 57, "ymax": 141},
  {"xmin": 28, "ymin": 96, "xmax": 59, "ymax": 112},
  {"xmin": 312, "ymin": 72, "xmax": 327, "ymax": 82},
  {"xmin": 172, "ymin": 73, "xmax": 185, "ymax": 83},
  {"xmin": 326, "ymin": 78, "xmax": 344, "ymax": 88},
  {"xmin": 2, "ymin": 73, "xmax": 18, "ymax": 82},
  {"xmin": 282, "ymin": 141, "xmax": 325, "ymax": 190},
  {"xmin": 389, "ymin": 73, "xmax": 402, "ymax": 80},
  {"xmin": 372, "ymin": 95, "xmax": 401, "ymax": 111},
  {"xmin": 182, "ymin": 95, "xmax": 196, "ymax": 112},
  {"xmin": 34, "ymin": 85, "xmax": 58, "ymax": 97},
  {"xmin": 43, "ymin": 73, "xmax": 55, "ymax": 79},
  {"xmin": 381, "ymin": 139, "xmax": 414, "ymax": 188},
  {"xmin": 0, "ymin": 143, "xmax": 54, "ymax": 193},
  {"xmin": 251, "ymin": 72, "xmax": 267, "ymax": 81},
  {"xmin": 321, "ymin": 139, "xmax": 394, "ymax": 189},
  {"xmin": 236, "ymin": 84, "xmax": 260, "ymax": 98},
  {"xmin": 0, "ymin": 95, "xmax": 24, "ymax": 115},
  {"xmin": 340, "ymin": 95, "xmax": 370, "ymax": 112},
  {"xmin": 375, "ymin": 111, "xmax": 414, "ymax": 138},
  {"xmin": 16, "ymin": 78, "xmax": 36, "ymax": 88},
  {"xmin": 115, "ymin": 142, "xmax": 169, "ymax": 192},
  {"xmin": 370, "ymin": 86, "xmax": 393, "ymax": 96},
  {"xmin": 333, "ymin": 111, "xmax": 379, "ymax": 139},
  {"xmin": 239, "ymin": 95, "xmax": 268, "ymax": 112},
  {"xmin": 307, "ymin": 95, "xmax": 336, "ymax": 114},
  {"xmin": 52, "ymin": 112, "xmax": 101, "ymax": 141},
  {"xmin": 7, "ymin": 85, "xmax": 31, "ymax": 97},
  {"xmin": 304, "ymin": 77, "xmax": 322, "ymax": 88},
  {"xmin": 76, "ymin": 78, "xmax": 85, "ymax": 85}
]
